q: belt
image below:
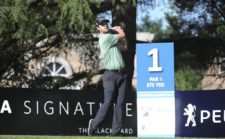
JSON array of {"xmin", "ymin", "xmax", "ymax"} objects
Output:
[{"xmin": 105, "ymin": 69, "xmax": 127, "ymax": 73}]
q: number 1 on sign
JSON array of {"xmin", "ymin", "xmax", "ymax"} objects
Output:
[{"xmin": 148, "ymin": 48, "xmax": 163, "ymax": 72}]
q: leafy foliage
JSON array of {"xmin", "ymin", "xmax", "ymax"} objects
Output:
[
  {"xmin": 170, "ymin": 0, "xmax": 225, "ymax": 38},
  {"xmin": 0, "ymin": 0, "xmax": 100, "ymax": 88},
  {"xmin": 175, "ymin": 66, "xmax": 204, "ymax": 91},
  {"xmin": 170, "ymin": 1, "xmax": 225, "ymax": 89},
  {"xmin": 169, "ymin": 0, "xmax": 225, "ymax": 69},
  {"xmin": 137, "ymin": 15, "xmax": 172, "ymax": 40}
]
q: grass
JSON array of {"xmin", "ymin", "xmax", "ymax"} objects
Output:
[{"xmin": 1, "ymin": 135, "xmax": 225, "ymax": 139}]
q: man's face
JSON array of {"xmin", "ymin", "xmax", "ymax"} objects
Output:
[{"xmin": 97, "ymin": 22, "xmax": 109, "ymax": 33}]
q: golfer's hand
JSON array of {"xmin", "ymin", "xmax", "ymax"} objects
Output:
[
  {"xmin": 111, "ymin": 26, "xmax": 123, "ymax": 32},
  {"xmin": 111, "ymin": 26, "xmax": 126, "ymax": 40}
]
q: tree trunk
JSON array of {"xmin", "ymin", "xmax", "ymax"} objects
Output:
[{"xmin": 112, "ymin": 0, "xmax": 136, "ymax": 92}]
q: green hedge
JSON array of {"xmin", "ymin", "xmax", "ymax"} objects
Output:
[{"xmin": 175, "ymin": 66, "xmax": 204, "ymax": 91}]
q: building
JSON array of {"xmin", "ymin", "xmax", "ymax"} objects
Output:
[{"xmin": 26, "ymin": 32, "xmax": 155, "ymax": 90}]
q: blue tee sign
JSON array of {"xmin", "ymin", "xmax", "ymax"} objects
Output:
[
  {"xmin": 137, "ymin": 43, "xmax": 174, "ymax": 91},
  {"xmin": 136, "ymin": 43, "xmax": 175, "ymax": 138}
]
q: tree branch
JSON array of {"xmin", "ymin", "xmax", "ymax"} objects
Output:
[{"xmin": 210, "ymin": 0, "xmax": 225, "ymax": 21}]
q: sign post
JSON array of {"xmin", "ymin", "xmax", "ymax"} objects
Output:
[{"xmin": 136, "ymin": 43, "xmax": 175, "ymax": 137}]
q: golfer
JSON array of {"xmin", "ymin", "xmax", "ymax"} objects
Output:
[{"xmin": 88, "ymin": 17, "xmax": 128, "ymax": 136}]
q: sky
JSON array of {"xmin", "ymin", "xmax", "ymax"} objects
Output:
[
  {"xmin": 136, "ymin": 0, "xmax": 171, "ymax": 29},
  {"xmin": 98, "ymin": 0, "xmax": 172, "ymax": 30}
]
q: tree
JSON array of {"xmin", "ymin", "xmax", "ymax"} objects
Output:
[
  {"xmin": 0, "ymin": 0, "xmax": 100, "ymax": 88},
  {"xmin": 111, "ymin": 0, "xmax": 136, "ymax": 92},
  {"xmin": 169, "ymin": 0, "xmax": 225, "ymax": 64},
  {"xmin": 165, "ymin": 0, "xmax": 225, "ymax": 39},
  {"xmin": 137, "ymin": 15, "xmax": 172, "ymax": 40},
  {"xmin": 0, "ymin": 0, "xmax": 161, "ymax": 90},
  {"xmin": 164, "ymin": 0, "xmax": 225, "ymax": 90}
]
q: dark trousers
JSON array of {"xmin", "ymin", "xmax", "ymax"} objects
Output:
[{"xmin": 91, "ymin": 70, "xmax": 127, "ymax": 135}]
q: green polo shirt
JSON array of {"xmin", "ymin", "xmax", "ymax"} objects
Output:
[{"xmin": 99, "ymin": 33, "xmax": 125, "ymax": 70}]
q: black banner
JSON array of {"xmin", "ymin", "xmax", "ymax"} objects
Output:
[
  {"xmin": 0, "ymin": 88, "xmax": 137, "ymax": 136},
  {"xmin": 3, "ymin": 88, "xmax": 225, "ymax": 137},
  {"xmin": 176, "ymin": 89, "xmax": 225, "ymax": 137}
]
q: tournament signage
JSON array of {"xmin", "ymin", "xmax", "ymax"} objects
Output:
[
  {"xmin": 0, "ymin": 88, "xmax": 137, "ymax": 136},
  {"xmin": 136, "ymin": 43, "xmax": 175, "ymax": 137},
  {"xmin": 176, "ymin": 89, "xmax": 225, "ymax": 137}
]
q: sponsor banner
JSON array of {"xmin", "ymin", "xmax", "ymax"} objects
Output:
[
  {"xmin": 0, "ymin": 88, "xmax": 137, "ymax": 136},
  {"xmin": 176, "ymin": 89, "xmax": 225, "ymax": 137},
  {"xmin": 136, "ymin": 43, "xmax": 175, "ymax": 138}
]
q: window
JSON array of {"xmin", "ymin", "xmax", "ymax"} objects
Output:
[
  {"xmin": 41, "ymin": 56, "xmax": 72, "ymax": 78},
  {"xmin": 39, "ymin": 56, "xmax": 87, "ymax": 90}
]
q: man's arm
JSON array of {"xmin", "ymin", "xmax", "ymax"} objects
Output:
[
  {"xmin": 111, "ymin": 26, "xmax": 125, "ymax": 40},
  {"xmin": 111, "ymin": 26, "xmax": 128, "ymax": 51}
]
